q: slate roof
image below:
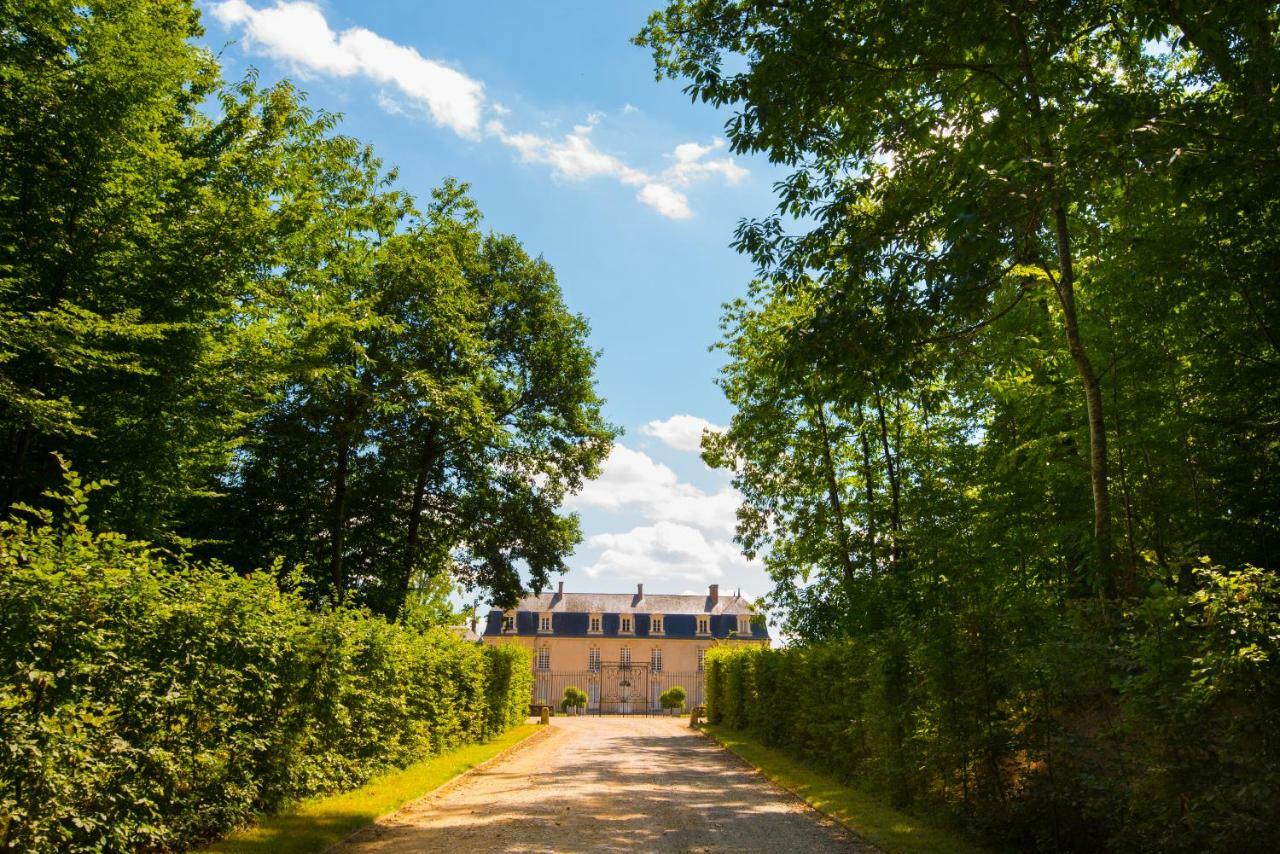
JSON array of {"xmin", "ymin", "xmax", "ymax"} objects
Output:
[
  {"xmin": 482, "ymin": 587, "xmax": 769, "ymax": 641},
  {"xmin": 507, "ymin": 591, "xmax": 754, "ymax": 616}
]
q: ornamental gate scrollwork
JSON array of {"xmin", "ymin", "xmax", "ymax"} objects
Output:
[{"xmin": 594, "ymin": 662, "xmax": 650, "ymax": 715}]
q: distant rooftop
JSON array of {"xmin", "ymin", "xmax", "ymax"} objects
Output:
[
  {"xmin": 483, "ymin": 583, "xmax": 768, "ymax": 641},
  {"xmin": 506, "ymin": 583, "xmax": 754, "ymax": 616}
]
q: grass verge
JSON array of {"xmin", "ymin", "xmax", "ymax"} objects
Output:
[
  {"xmin": 703, "ymin": 725, "xmax": 987, "ymax": 854},
  {"xmin": 205, "ymin": 724, "xmax": 544, "ymax": 854}
]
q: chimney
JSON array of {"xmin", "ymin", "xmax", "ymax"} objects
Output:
[
  {"xmin": 709, "ymin": 584, "xmax": 719, "ymax": 603},
  {"xmin": 636, "ymin": 583, "xmax": 644, "ymax": 599},
  {"xmin": 557, "ymin": 581, "xmax": 564, "ymax": 596}
]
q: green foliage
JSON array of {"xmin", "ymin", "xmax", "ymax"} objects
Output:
[
  {"xmin": 0, "ymin": 462, "xmax": 532, "ymax": 852},
  {"xmin": 560, "ymin": 685, "xmax": 588, "ymax": 712},
  {"xmin": 0, "ymin": 0, "xmax": 616, "ymax": 613},
  {"xmin": 212, "ymin": 177, "xmax": 616, "ymax": 613},
  {"xmin": 639, "ymin": 2, "xmax": 1279, "ymax": 850},
  {"xmin": 482, "ymin": 643, "xmax": 535, "ymax": 736},
  {"xmin": 206, "ymin": 724, "xmax": 540, "ymax": 854},
  {"xmin": 704, "ymin": 574, "xmax": 1280, "ymax": 851},
  {"xmin": 659, "ymin": 685, "xmax": 687, "ymax": 711},
  {"xmin": 705, "ymin": 725, "xmax": 986, "ymax": 854}
]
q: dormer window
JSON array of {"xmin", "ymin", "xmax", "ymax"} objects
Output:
[
  {"xmin": 621, "ymin": 616, "xmax": 633, "ymax": 634},
  {"xmin": 697, "ymin": 616, "xmax": 710, "ymax": 635},
  {"xmin": 539, "ymin": 613, "xmax": 552, "ymax": 633},
  {"xmin": 588, "ymin": 613, "xmax": 602, "ymax": 634},
  {"xmin": 502, "ymin": 611, "xmax": 516, "ymax": 633},
  {"xmin": 738, "ymin": 615, "xmax": 752, "ymax": 636},
  {"xmin": 651, "ymin": 614, "xmax": 664, "ymax": 634}
]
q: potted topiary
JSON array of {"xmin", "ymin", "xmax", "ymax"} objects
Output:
[
  {"xmin": 659, "ymin": 685, "xmax": 687, "ymax": 716},
  {"xmin": 561, "ymin": 685, "xmax": 588, "ymax": 715}
]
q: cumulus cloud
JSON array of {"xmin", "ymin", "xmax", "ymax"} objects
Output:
[
  {"xmin": 566, "ymin": 442, "xmax": 739, "ymax": 535},
  {"xmin": 565, "ymin": 435, "xmax": 759, "ymax": 590},
  {"xmin": 565, "ymin": 445, "xmax": 696, "ymax": 512},
  {"xmin": 212, "ymin": 1, "xmax": 485, "ymax": 136},
  {"xmin": 489, "ymin": 118, "xmax": 646, "ymax": 184},
  {"xmin": 639, "ymin": 414, "xmax": 724, "ymax": 453},
  {"xmin": 635, "ymin": 183, "xmax": 691, "ymax": 220},
  {"xmin": 585, "ymin": 522, "xmax": 748, "ymax": 581},
  {"xmin": 211, "ymin": 3, "xmax": 748, "ymax": 217},
  {"xmin": 664, "ymin": 139, "xmax": 748, "ymax": 186},
  {"xmin": 486, "ymin": 123, "xmax": 747, "ymax": 220}
]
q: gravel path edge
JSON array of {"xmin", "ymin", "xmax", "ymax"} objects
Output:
[
  {"xmin": 323, "ymin": 723, "xmax": 556, "ymax": 853},
  {"xmin": 698, "ymin": 725, "xmax": 883, "ymax": 852}
]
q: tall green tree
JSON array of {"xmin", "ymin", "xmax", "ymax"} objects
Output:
[
  {"xmin": 639, "ymin": 2, "xmax": 1278, "ymax": 847},
  {"xmin": 639, "ymin": 0, "xmax": 1279, "ymax": 595},
  {"xmin": 0, "ymin": 0, "xmax": 326, "ymax": 536},
  {"xmin": 212, "ymin": 170, "xmax": 615, "ymax": 614}
]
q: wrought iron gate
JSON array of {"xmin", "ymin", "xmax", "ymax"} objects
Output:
[
  {"xmin": 530, "ymin": 668, "xmax": 703, "ymax": 716},
  {"xmin": 595, "ymin": 662, "xmax": 649, "ymax": 715}
]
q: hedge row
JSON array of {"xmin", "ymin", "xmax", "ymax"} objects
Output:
[
  {"xmin": 704, "ymin": 568, "xmax": 1280, "ymax": 852},
  {"xmin": 0, "ymin": 473, "xmax": 532, "ymax": 852}
]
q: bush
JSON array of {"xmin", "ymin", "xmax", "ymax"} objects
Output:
[
  {"xmin": 560, "ymin": 686, "xmax": 588, "ymax": 712},
  {"xmin": 0, "ymin": 465, "xmax": 532, "ymax": 851},
  {"xmin": 659, "ymin": 685, "xmax": 687, "ymax": 712},
  {"xmin": 704, "ymin": 567, "xmax": 1280, "ymax": 853}
]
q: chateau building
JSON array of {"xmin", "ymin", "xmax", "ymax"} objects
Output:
[{"xmin": 482, "ymin": 582, "xmax": 769, "ymax": 713}]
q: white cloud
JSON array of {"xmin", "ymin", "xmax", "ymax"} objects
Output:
[
  {"xmin": 566, "ymin": 442, "xmax": 739, "ymax": 535},
  {"xmin": 488, "ymin": 119, "xmax": 697, "ymax": 219},
  {"xmin": 566, "ymin": 435, "xmax": 762, "ymax": 596},
  {"xmin": 212, "ymin": 1, "xmax": 485, "ymax": 136},
  {"xmin": 566, "ymin": 444, "xmax": 696, "ymax": 512},
  {"xmin": 622, "ymin": 103, "xmax": 640, "ymax": 114},
  {"xmin": 648, "ymin": 488, "xmax": 741, "ymax": 534},
  {"xmin": 375, "ymin": 91, "xmax": 407, "ymax": 116},
  {"xmin": 664, "ymin": 139, "xmax": 748, "ymax": 186},
  {"xmin": 639, "ymin": 414, "xmax": 723, "ymax": 453},
  {"xmin": 490, "ymin": 119, "xmax": 646, "ymax": 185},
  {"xmin": 211, "ymin": 4, "xmax": 748, "ymax": 218},
  {"xmin": 585, "ymin": 522, "xmax": 748, "ymax": 582},
  {"xmin": 635, "ymin": 183, "xmax": 691, "ymax": 220}
]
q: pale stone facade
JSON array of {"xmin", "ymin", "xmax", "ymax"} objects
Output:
[{"xmin": 482, "ymin": 582, "xmax": 768, "ymax": 712}]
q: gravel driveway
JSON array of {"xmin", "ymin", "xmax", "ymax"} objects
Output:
[{"xmin": 335, "ymin": 716, "xmax": 873, "ymax": 853}]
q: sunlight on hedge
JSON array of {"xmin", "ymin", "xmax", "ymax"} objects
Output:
[{"xmin": 0, "ymin": 460, "xmax": 532, "ymax": 851}]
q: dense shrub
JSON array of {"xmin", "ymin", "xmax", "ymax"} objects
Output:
[
  {"xmin": 0, "ymin": 467, "xmax": 532, "ymax": 851},
  {"xmin": 705, "ymin": 568, "xmax": 1280, "ymax": 852},
  {"xmin": 560, "ymin": 686, "xmax": 588, "ymax": 712},
  {"xmin": 659, "ymin": 685, "xmax": 686, "ymax": 712}
]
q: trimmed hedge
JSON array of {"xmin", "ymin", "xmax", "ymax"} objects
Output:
[
  {"xmin": 704, "ymin": 569, "xmax": 1280, "ymax": 852},
  {"xmin": 0, "ymin": 471, "xmax": 532, "ymax": 851}
]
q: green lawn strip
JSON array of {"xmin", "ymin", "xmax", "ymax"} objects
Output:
[
  {"xmin": 703, "ymin": 725, "xmax": 987, "ymax": 854},
  {"xmin": 205, "ymin": 724, "xmax": 544, "ymax": 854}
]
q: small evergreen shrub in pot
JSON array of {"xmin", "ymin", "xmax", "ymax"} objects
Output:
[
  {"xmin": 561, "ymin": 685, "xmax": 588, "ymax": 715},
  {"xmin": 660, "ymin": 685, "xmax": 687, "ymax": 715}
]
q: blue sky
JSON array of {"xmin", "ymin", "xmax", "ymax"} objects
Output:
[{"xmin": 200, "ymin": 1, "xmax": 780, "ymax": 609}]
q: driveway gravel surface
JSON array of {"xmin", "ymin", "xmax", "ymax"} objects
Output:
[{"xmin": 335, "ymin": 715, "xmax": 874, "ymax": 853}]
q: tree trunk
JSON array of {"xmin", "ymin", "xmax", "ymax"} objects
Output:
[
  {"xmin": 1010, "ymin": 11, "xmax": 1113, "ymax": 591},
  {"xmin": 329, "ymin": 394, "xmax": 356, "ymax": 601},
  {"xmin": 812, "ymin": 400, "xmax": 856, "ymax": 586},
  {"xmin": 1050, "ymin": 203, "xmax": 1113, "ymax": 588},
  {"xmin": 399, "ymin": 429, "xmax": 440, "ymax": 613},
  {"xmin": 871, "ymin": 377, "xmax": 902, "ymax": 568},
  {"xmin": 855, "ymin": 403, "xmax": 879, "ymax": 576},
  {"xmin": 3, "ymin": 427, "xmax": 35, "ymax": 511}
]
